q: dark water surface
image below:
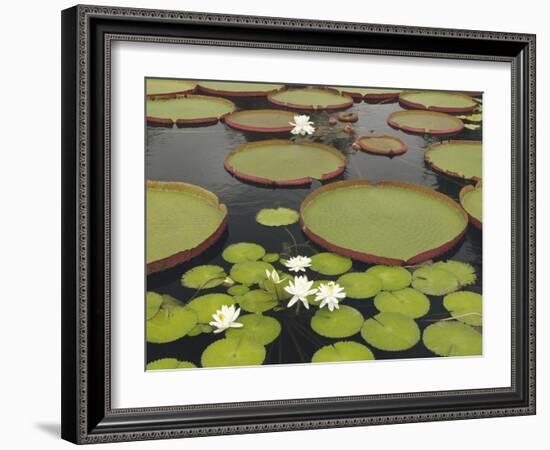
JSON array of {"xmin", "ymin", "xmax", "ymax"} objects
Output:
[{"xmin": 146, "ymin": 93, "xmax": 482, "ymax": 366}]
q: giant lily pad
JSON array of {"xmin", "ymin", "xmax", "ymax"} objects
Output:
[
  {"xmin": 460, "ymin": 182, "xmax": 482, "ymax": 229},
  {"xmin": 374, "ymin": 288, "xmax": 430, "ymax": 318},
  {"xmin": 312, "ymin": 341, "xmax": 375, "ymax": 363},
  {"xmin": 336, "ymin": 272, "xmax": 381, "ymax": 299},
  {"xmin": 230, "ymin": 261, "xmax": 274, "ymax": 285},
  {"xmin": 310, "ymin": 252, "xmax": 353, "ymax": 276},
  {"xmin": 147, "ymin": 181, "xmax": 227, "ymax": 273},
  {"xmin": 146, "ymin": 292, "xmax": 163, "ymax": 320},
  {"xmin": 423, "ymin": 321, "xmax": 482, "ymax": 356},
  {"xmin": 180, "ymin": 265, "xmax": 227, "ymax": 289},
  {"xmin": 443, "ymin": 291, "xmax": 482, "ymax": 326},
  {"xmin": 355, "ymin": 136, "xmax": 408, "ymax": 156},
  {"xmin": 201, "ymin": 337, "xmax": 266, "ymax": 368},
  {"xmin": 300, "ymin": 180, "xmax": 468, "ymax": 265},
  {"xmin": 146, "ymin": 78, "xmax": 196, "ymax": 98},
  {"xmin": 268, "ymin": 87, "xmax": 353, "ymax": 111},
  {"xmin": 361, "ymin": 312, "xmax": 420, "ymax": 351},
  {"xmin": 388, "ymin": 110, "xmax": 464, "ymax": 135},
  {"xmin": 424, "ymin": 141, "xmax": 482, "ymax": 181},
  {"xmin": 186, "ymin": 293, "xmax": 236, "ymax": 324},
  {"xmin": 310, "ymin": 305, "xmax": 364, "ymax": 338},
  {"xmin": 146, "ymin": 358, "xmax": 196, "ymax": 370},
  {"xmin": 146, "ymin": 95, "xmax": 236, "ymax": 126},
  {"xmin": 238, "ymin": 289, "xmax": 278, "ymax": 313},
  {"xmin": 224, "ymin": 109, "xmax": 296, "ymax": 133},
  {"xmin": 226, "ymin": 314, "xmax": 281, "ymax": 345},
  {"xmin": 399, "ymin": 91, "xmax": 478, "ymax": 114},
  {"xmin": 224, "ymin": 139, "xmax": 346, "ymax": 186},
  {"xmin": 198, "ymin": 81, "xmax": 284, "ymax": 97},
  {"xmin": 331, "ymin": 87, "xmax": 402, "ymax": 102},
  {"xmin": 432, "ymin": 260, "xmax": 477, "ymax": 287},
  {"xmin": 256, "ymin": 208, "xmax": 299, "ymax": 227},
  {"xmin": 365, "ymin": 265, "xmax": 412, "ymax": 291},
  {"xmin": 222, "ymin": 242, "xmax": 266, "ymax": 263},
  {"xmin": 146, "ymin": 300, "xmax": 197, "ymax": 344},
  {"xmin": 411, "ymin": 265, "xmax": 459, "ymax": 296}
]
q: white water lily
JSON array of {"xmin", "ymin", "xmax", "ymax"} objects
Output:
[
  {"xmin": 222, "ymin": 277, "xmax": 235, "ymax": 287},
  {"xmin": 265, "ymin": 269, "xmax": 285, "ymax": 284},
  {"xmin": 209, "ymin": 304, "xmax": 243, "ymax": 333},
  {"xmin": 314, "ymin": 281, "xmax": 346, "ymax": 312},
  {"xmin": 289, "ymin": 115, "xmax": 315, "ymax": 136},
  {"xmin": 284, "ymin": 275, "xmax": 317, "ymax": 310},
  {"xmin": 284, "ymin": 255, "xmax": 312, "ymax": 273}
]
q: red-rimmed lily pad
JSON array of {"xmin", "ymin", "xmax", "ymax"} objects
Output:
[
  {"xmin": 223, "ymin": 109, "xmax": 296, "ymax": 133},
  {"xmin": 424, "ymin": 141, "xmax": 482, "ymax": 181},
  {"xmin": 198, "ymin": 81, "xmax": 284, "ymax": 97},
  {"xmin": 399, "ymin": 91, "xmax": 478, "ymax": 114},
  {"xmin": 460, "ymin": 182, "xmax": 482, "ymax": 229},
  {"xmin": 330, "ymin": 87, "xmax": 402, "ymax": 102},
  {"xmin": 224, "ymin": 139, "xmax": 346, "ymax": 186},
  {"xmin": 300, "ymin": 180, "xmax": 468, "ymax": 265},
  {"xmin": 388, "ymin": 110, "xmax": 464, "ymax": 135},
  {"xmin": 355, "ymin": 135, "xmax": 408, "ymax": 156},
  {"xmin": 146, "ymin": 181, "xmax": 228, "ymax": 274},
  {"xmin": 146, "ymin": 78, "xmax": 197, "ymax": 98},
  {"xmin": 268, "ymin": 87, "xmax": 353, "ymax": 111}
]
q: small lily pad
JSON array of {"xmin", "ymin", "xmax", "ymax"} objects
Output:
[
  {"xmin": 411, "ymin": 265, "xmax": 459, "ymax": 296},
  {"xmin": 187, "ymin": 323, "xmax": 213, "ymax": 337},
  {"xmin": 146, "ymin": 303, "xmax": 198, "ymax": 344},
  {"xmin": 365, "ymin": 265, "xmax": 412, "ymax": 291},
  {"xmin": 238, "ymin": 290, "xmax": 278, "ymax": 313},
  {"xmin": 201, "ymin": 337, "xmax": 266, "ymax": 368},
  {"xmin": 262, "ymin": 253, "xmax": 280, "ymax": 263},
  {"xmin": 256, "ymin": 208, "xmax": 299, "ymax": 227},
  {"xmin": 226, "ymin": 314, "xmax": 281, "ymax": 345},
  {"xmin": 443, "ymin": 291, "xmax": 482, "ymax": 326},
  {"xmin": 433, "ymin": 260, "xmax": 477, "ymax": 287},
  {"xmin": 186, "ymin": 293, "xmax": 236, "ymax": 324},
  {"xmin": 230, "ymin": 261, "xmax": 275, "ymax": 285},
  {"xmin": 222, "ymin": 242, "xmax": 266, "ymax": 263},
  {"xmin": 146, "ymin": 292, "xmax": 163, "ymax": 320},
  {"xmin": 361, "ymin": 312, "xmax": 420, "ymax": 351},
  {"xmin": 336, "ymin": 272, "xmax": 382, "ymax": 299},
  {"xmin": 312, "ymin": 341, "xmax": 375, "ymax": 363},
  {"xmin": 227, "ymin": 285, "xmax": 250, "ymax": 296},
  {"xmin": 310, "ymin": 252, "xmax": 353, "ymax": 276},
  {"xmin": 423, "ymin": 321, "xmax": 482, "ymax": 356},
  {"xmin": 181, "ymin": 265, "xmax": 227, "ymax": 289},
  {"xmin": 146, "ymin": 358, "xmax": 197, "ymax": 370},
  {"xmin": 374, "ymin": 288, "xmax": 430, "ymax": 318},
  {"xmin": 311, "ymin": 305, "xmax": 364, "ymax": 338}
]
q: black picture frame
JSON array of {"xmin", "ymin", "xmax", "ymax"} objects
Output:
[{"xmin": 61, "ymin": 4, "xmax": 536, "ymax": 444}]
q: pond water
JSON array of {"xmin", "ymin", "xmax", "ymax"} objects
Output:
[{"xmin": 146, "ymin": 90, "xmax": 482, "ymax": 367}]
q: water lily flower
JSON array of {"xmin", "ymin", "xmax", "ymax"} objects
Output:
[
  {"xmin": 289, "ymin": 115, "xmax": 315, "ymax": 136},
  {"xmin": 314, "ymin": 281, "xmax": 346, "ymax": 312},
  {"xmin": 222, "ymin": 277, "xmax": 235, "ymax": 287},
  {"xmin": 284, "ymin": 255, "xmax": 312, "ymax": 273},
  {"xmin": 284, "ymin": 275, "xmax": 317, "ymax": 310},
  {"xmin": 209, "ymin": 304, "xmax": 243, "ymax": 333},
  {"xmin": 265, "ymin": 269, "xmax": 285, "ymax": 284}
]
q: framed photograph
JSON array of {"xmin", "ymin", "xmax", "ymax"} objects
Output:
[{"xmin": 61, "ymin": 4, "xmax": 536, "ymax": 444}]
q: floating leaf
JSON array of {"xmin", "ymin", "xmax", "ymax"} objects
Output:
[
  {"xmin": 310, "ymin": 305, "xmax": 364, "ymax": 338},
  {"xmin": 424, "ymin": 141, "xmax": 482, "ymax": 180},
  {"xmin": 310, "ymin": 252, "xmax": 353, "ymax": 276},
  {"xmin": 146, "ymin": 358, "xmax": 197, "ymax": 370},
  {"xmin": 180, "ymin": 265, "xmax": 227, "ymax": 289},
  {"xmin": 198, "ymin": 81, "xmax": 284, "ymax": 96},
  {"xmin": 147, "ymin": 95, "xmax": 236, "ymax": 125},
  {"xmin": 411, "ymin": 265, "xmax": 459, "ymax": 296},
  {"xmin": 443, "ymin": 291, "xmax": 482, "ymax": 326},
  {"xmin": 423, "ymin": 321, "xmax": 482, "ymax": 356},
  {"xmin": 187, "ymin": 323, "xmax": 214, "ymax": 337},
  {"xmin": 146, "ymin": 79, "xmax": 196, "ymax": 97},
  {"xmin": 399, "ymin": 91, "xmax": 477, "ymax": 114},
  {"xmin": 227, "ymin": 285, "xmax": 250, "ymax": 296},
  {"xmin": 374, "ymin": 288, "xmax": 430, "ymax": 318},
  {"xmin": 365, "ymin": 265, "xmax": 412, "ymax": 291},
  {"xmin": 201, "ymin": 337, "xmax": 266, "ymax": 368},
  {"xmin": 230, "ymin": 261, "xmax": 274, "ymax": 285},
  {"xmin": 256, "ymin": 208, "xmax": 299, "ymax": 227},
  {"xmin": 387, "ymin": 110, "xmax": 464, "ymax": 135},
  {"xmin": 262, "ymin": 253, "xmax": 280, "ymax": 263},
  {"xmin": 186, "ymin": 293, "xmax": 236, "ymax": 324},
  {"xmin": 146, "ymin": 303, "xmax": 197, "ymax": 344},
  {"xmin": 224, "ymin": 109, "xmax": 295, "ymax": 133},
  {"xmin": 433, "ymin": 260, "xmax": 477, "ymax": 287},
  {"xmin": 238, "ymin": 290, "xmax": 278, "ymax": 313},
  {"xmin": 464, "ymin": 123, "xmax": 481, "ymax": 130},
  {"xmin": 355, "ymin": 135, "xmax": 407, "ymax": 156},
  {"xmin": 336, "ymin": 272, "xmax": 381, "ymax": 299},
  {"xmin": 361, "ymin": 312, "xmax": 420, "ymax": 351},
  {"xmin": 268, "ymin": 87, "xmax": 353, "ymax": 110},
  {"xmin": 226, "ymin": 314, "xmax": 281, "ymax": 345},
  {"xmin": 222, "ymin": 242, "xmax": 266, "ymax": 263},
  {"xmin": 261, "ymin": 272, "xmax": 292, "ymax": 300},
  {"xmin": 146, "ymin": 292, "xmax": 163, "ymax": 320},
  {"xmin": 312, "ymin": 341, "xmax": 375, "ymax": 363},
  {"xmin": 460, "ymin": 183, "xmax": 482, "ymax": 229}
]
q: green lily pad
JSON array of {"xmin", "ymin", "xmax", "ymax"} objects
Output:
[
  {"xmin": 443, "ymin": 291, "xmax": 482, "ymax": 326},
  {"xmin": 230, "ymin": 261, "xmax": 274, "ymax": 285},
  {"xmin": 146, "ymin": 95, "xmax": 236, "ymax": 123},
  {"xmin": 198, "ymin": 81, "xmax": 284, "ymax": 96},
  {"xmin": 238, "ymin": 289, "xmax": 278, "ymax": 313},
  {"xmin": 146, "ymin": 78, "xmax": 196, "ymax": 97},
  {"xmin": 224, "ymin": 109, "xmax": 295, "ymax": 132},
  {"xmin": 365, "ymin": 265, "xmax": 412, "ymax": 291},
  {"xmin": 180, "ymin": 265, "xmax": 227, "ymax": 289},
  {"xmin": 201, "ymin": 337, "xmax": 266, "ymax": 368},
  {"xmin": 460, "ymin": 183, "xmax": 482, "ymax": 228},
  {"xmin": 146, "ymin": 292, "xmax": 163, "ymax": 320},
  {"xmin": 361, "ymin": 312, "xmax": 420, "ymax": 351},
  {"xmin": 336, "ymin": 272, "xmax": 382, "ymax": 299},
  {"xmin": 310, "ymin": 252, "xmax": 353, "ymax": 276},
  {"xmin": 146, "ymin": 303, "xmax": 197, "ymax": 344},
  {"xmin": 312, "ymin": 341, "xmax": 375, "ymax": 363},
  {"xmin": 261, "ymin": 272, "xmax": 292, "ymax": 300},
  {"xmin": 222, "ymin": 242, "xmax": 266, "ymax": 263},
  {"xmin": 256, "ymin": 208, "xmax": 299, "ymax": 227},
  {"xmin": 227, "ymin": 285, "xmax": 250, "ymax": 296},
  {"xmin": 187, "ymin": 323, "xmax": 213, "ymax": 337},
  {"xmin": 423, "ymin": 321, "xmax": 482, "ymax": 356},
  {"xmin": 424, "ymin": 141, "xmax": 482, "ymax": 180},
  {"xmin": 146, "ymin": 358, "xmax": 197, "ymax": 370},
  {"xmin": 262, "ymin": 253, "xmax": 280, "ymax": 263},
  {"xmin": 186, "ymin": 293, "xmax": 236, "ymax": 324},
  {"xmin": 387, "ymin": 110, "xmax": 464, "ymax": 135},
  {"xmin": 355, "ymin": 135, "xmax": 407, "ymax": 156},
  {"xmin": 374, "ymin": 288, "xmax": 430, "ymax": 318},
  {"xmin": 411, "ymin": 265, "xmax": 459, "ymax": 296},
  {"xmin": 399, "ymin": 91, "xmax": 477, "ymax": 114},
  {"xmin": 268, "ymin": 87, "xmax": 353, "ymax": 110},
  {"xmin": 226, "ymin": 314, "xmax": 281, "ymax": 345},
  {"xmin": 433, "ymin": 260, "xmax": 477, "ymax": 287},
  {"xmin": 311, "ymin": 305, "xmax": 364, "ymax": 338}
]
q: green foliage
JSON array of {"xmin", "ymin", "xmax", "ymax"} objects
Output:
[
  {"xmin": 310, "ymin": 252, "xmax": 352, "ymax": 276},
  {"xmin": 312, "ymin": 341, "xmax": 375, "ymax": 363},
  {"xmin": 180, "ymin": 265, "xmax": 227, "ymax": 289},
  {"xmin": 361, "ymin": 312, "xmax": 420, "ymax": 351}
]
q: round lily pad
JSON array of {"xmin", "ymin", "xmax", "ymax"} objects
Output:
[
  {"xmin": 361, "ymin": 312, "xmax": 420, "ymax": 351},
  {"xmin": 301, "ymin": 180, "xmax": 468, "ymax": 265},
  {"xmin": 181, "ymin": 265, "xmax": 227, "ymax": 289},
  {"xmin": 310, "ymin": 252, "xmax": 353, "ymax": 276},
  {"xmin": 146, "ymin": 95, "xmax": 236, "ymax": 126},
  {"xmin": 432, "ymin": 260, "xmax": 477, "ymax": 287},
  {"xmin": 374, "ymin": 288, "xmax": 430, "ymax": 318},
  {"xmin": 146, "ymin": 303, "xmax": 197, "ymax": 344},
  {"xmin": 147, "ymin": 181, "xmax": 227, "ymax": 273},
  {"xmin": 425, "ymin": 141, "xmax": 482, "ymax": 181},
  {"xmin": 310, "ymin": 305, "xmax": 364, "ymax": 338},
  {"xmin": 186, "ymin": 293, "xmax": 236, "ymax": 324},
  {"xmin": 262, "ymin": 253, "xmax": 280, "ymax": 263},
  {"xmin": 146, "ymin": 292, "xmax": 163, "ymax": 320},
  {"xmin": 222, "ymin": 242, "xmax": 266, "ymax": 263},
  {"xmin": 256, "ymin": 207, "xmax": 300, "ymax": 226},
  {"xmin": 411, "ymin": 265, "xmax": 459, "ymax": 296},
  {"xmin": 331, "ymin": 87, "xmax": 402, "ymax": 102},
  {"xmin": 336, "ymin": 272, "xmax": 382, "ymax": 299},
  {"xmin": 268, "ymin": 87, "xmax": 353, "ymax": 110},
  {"xmin": 312, "ymin": 341, "xmax": 375, "ymax": 363},
  {"xmin": 355, "ymin": 136, "xmax": 408, "ymax": 156},
  {"xmin": 387, "ymin": 110, "xmax": 464, "ymax": 135},
  {"xmin": 399, "ymin": 91, "xmax": 478, "ymax": 114},
  {"xmin": 226, "ymin": 314, "xmax": 281, "ymax": 345},
  {"xmin": 423, "ymin": 321, "xmax": 482, "ymax": 356},
  {"xmin": 201, "ymin": 337, "xmax": 266, "ymax": 368},
  {"xmin": 146, "ymin": 78, "xmax": 196, "ymax": 98},
  {"xmin": 460, "ymin": 182, "xmax": 482, "ymax": 229},
  {"xmin": 443, "ymin": 291, "xmax": 482, "ymax": 326},
  {"xmin": 224, "ymin": 109, "xmax": 296, "ymax": 132},
  {"xmin": 227, "ymin": 285, "xmax": 250, "ymax": 296},
  {"xmin": 365, "ymin": 265, "xmax": 412, "ymax": 291},
  {"xmin": 146, "ymin": 358, "xmax": 197, "ymax": 370},
  {"xmin": 238, "ymin": 289, "xmax": 278, "ymax": 313},
  {"xmin": 198, "ymin": 81, "xmax": 284, "ymax": 97},
  {"xmin": 230, "ymin": 261, "xmax": 274, "ymax": 285},
  {"xmin": 187, "ymin": 324, "xmax": 213, "ymax": 337},
  {"xmin": 224, "ymin": 139, "xmax": 346, "ymax": 186}
]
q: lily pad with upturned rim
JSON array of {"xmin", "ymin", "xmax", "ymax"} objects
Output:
[
  {"xmin": 460, "ymin": 182, "xmax": 482, "ymax": 229},
  {"xmin": 146, "ymin": 292, "xmax": 163, "ymax": 320},
  {"xmin": 330, "ymin": 87, "xmax": 402, "ymax": 102},
  {"xmin": 198, "ymin": 81, "xmax": 284, "ymax": 97},
  {"xmin": 201, "ymin": 337, "xmax": 266, "ymax": 368},
  {"xmin": 365, "ymin": 265, "xmax": 412, "ymax": 291},
  {"xmin": 256, "ymin": 207, "xmax": 300, "ymax": 227},
  {"xmin": 355, "ymin": 136, "xmax": 408, "ymax": 156},
  {"xmin": 146, "ymin": 358, "xmax": 197, "ymax": 370},
  {"xmin": 411, "ymin": 265, "xmax": 459, "ymax": 296},
  {"xmin": 146, "ymin": 78, "xmax": 197, "ymax": 98},
  {"xmin": 310, "ymin": 305, "xmax": 364, "ymax": 338},
  {"xmin": 373, "ymin": 288, "xmax": 430, "ymax": 318},
  {"xmin": 186, "ymin": 293, "xmax": 236, "ymax": 324},
  {"xmin": 336, "ymin": 272, "xmax": 382, "ymax": 299},
  {"xmin": 387, "ymin": 110, "xmax": 464, "ymax": 135},
  {"xmin": 399, "ymin": 91, "xmax": 478, "ymax": 114},
  {"xmin": 424, "ymin": 141, "xmax": 482, "ymax": 181},
  {"xmin": 224, "ymin": 109, "xmax": 296, "ymax": 133},
  {"xmin": 268, "ymin": 87, "xmax": 353, "ymax": 111},
  {"xmin": 443, "ymin": 291, "xmax": 482, "ymax": 326},
  {"xmin": 361, "ymin": 312, "xmax": 420, "ymax": 351},
  {"xmin": 423, "ymin": 321, "xmax": 482, "ymax": 356},
  {"xmin": 238, "ymin": 290, "xmax": 278, "ymax": 313},
  {"xmin": 226, "ymin": 314, "xmax": 281, "ymax": 345},
  {"xmin": 180, "ymin": 265, "xmax": 227, "ymax": 289},
  {"xmin": 222, "ymin": 243, "xmax": 266, "ymax": 263},
  {"xmin": 310, "ymin": 252, "xmax": 353, "ymax": 276},
  {"xmin": 312, "ymin": 341, "xmax": 375, "ymax": 363},
  {"xmin": 230, "ymin": 261, "xmax": 274, "ymax": 285},
  {"xmin": 432, "ymin": 260, "xmax": 477, "ymax": 287},
  {"xmin": 146, "ymin": 302, "xmax": 198, "ymax": 344}
]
